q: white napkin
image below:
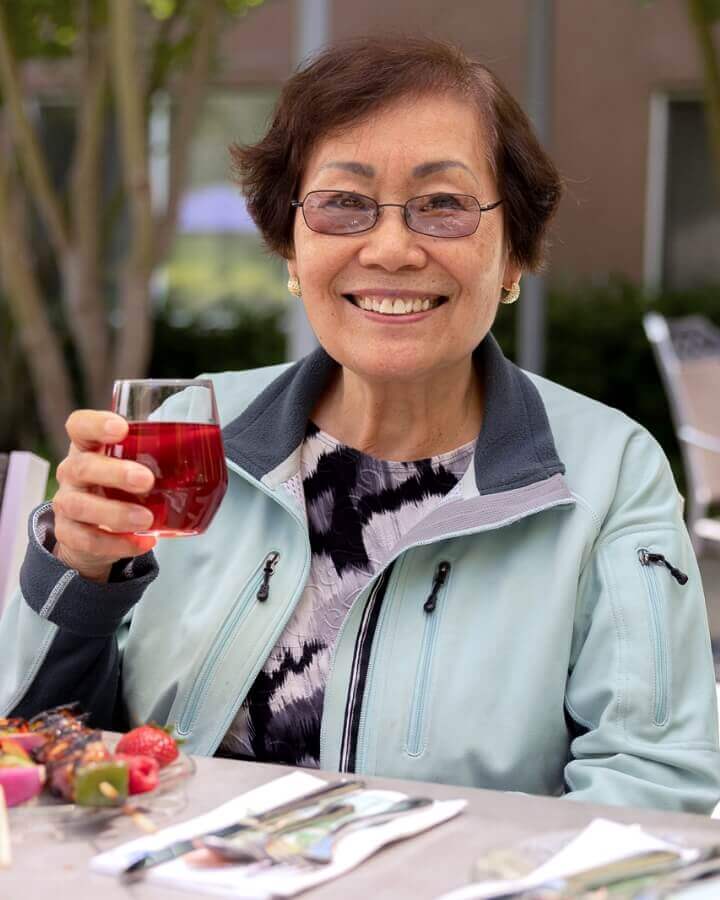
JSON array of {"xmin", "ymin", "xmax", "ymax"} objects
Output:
[
  {"xmin": 91, "ymin": 771, "xmax": 465, "ymax": 899},
  {"xmin": 436, "ymin": 817, "xmax": 696, "ymax": 900}
]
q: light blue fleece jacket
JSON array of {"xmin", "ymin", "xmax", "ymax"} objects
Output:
[{"xmin": 2, "ymin": 335, "xmax": 719, "ymax": 812}]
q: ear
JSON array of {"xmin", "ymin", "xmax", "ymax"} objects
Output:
[
  {"xmin": 502, "ymin": 261, "xmax": 522, "ymax": 290},
  {"xmin": 287, "ymin": 259, "xmax": 298, "ymax": 280}
]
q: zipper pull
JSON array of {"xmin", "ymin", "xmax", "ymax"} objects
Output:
[
  {"xmin": 424, "ymin": 561, "xmax": 451, "ymax": 613},
  {"xmin": 256, "ymin": 552, "xmax": 280, "ymax": 601},
  {"xmin": 638, "ymin": 549, "xmax": 688, "ymax": 585}
]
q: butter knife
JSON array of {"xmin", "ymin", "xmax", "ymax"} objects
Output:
[{"xmin": 121, "ymin": 777, "xmax": 364, "ymax": 880}]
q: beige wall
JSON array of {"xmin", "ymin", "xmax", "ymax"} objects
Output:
[{"xmin": 212, "ymin": 0, "xmax": 711, "ymax": 283}]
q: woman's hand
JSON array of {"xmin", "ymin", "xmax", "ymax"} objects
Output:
[{"xmin": 52, "ymin": 411, "xmax": 157, "ymax": 583}]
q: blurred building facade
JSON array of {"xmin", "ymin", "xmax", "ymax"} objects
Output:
[
  {"xmin": 212, "ymin": 0, "xmax": 720, "ymax": 292},
  {"xmin": 21, "ymin": 0, "xmax": 720, "ymax": 316}
]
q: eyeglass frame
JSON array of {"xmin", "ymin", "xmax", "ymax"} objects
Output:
[{"xmin": 290, "ymin": 190, "xmax": 503, "ymax": 239}]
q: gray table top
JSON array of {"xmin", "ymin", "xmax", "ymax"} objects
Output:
[{"xmin": 6, "ymin": 753, "xmax": 720, "ymax": 900}]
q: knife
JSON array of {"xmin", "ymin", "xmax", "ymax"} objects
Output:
[
  {"xmin": 120, "ymin": 777, "xmax": 364, "ymax": 880},
  {"xmin": 489, "ymin": 843, "xmax": 720, "ymax": 899},
  {"xmin": 484, "ymin": 849, "xmax": 686, "ymax": 899}
]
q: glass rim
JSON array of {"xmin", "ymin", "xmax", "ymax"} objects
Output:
[{"xmin": 112, "ymin": 378, "xmax": 215, "ymax": 388}]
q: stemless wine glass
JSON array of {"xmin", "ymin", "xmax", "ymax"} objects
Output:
[{"xmin": 104, "ymin": 379, "xmax": 228, "ymax": 538}]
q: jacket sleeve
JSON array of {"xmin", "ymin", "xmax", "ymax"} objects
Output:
[
  {"xmin": 563, "ymin": 427, "xmax": 720, "ymax": 813},
  {"xmin": 0, "ymin": 503, "xmax": 158, "ymax": 729}
]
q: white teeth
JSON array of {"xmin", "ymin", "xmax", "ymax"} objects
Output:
[{"xmin": 351, "ymin": 295, "xmax": 443, "ymax": 315}]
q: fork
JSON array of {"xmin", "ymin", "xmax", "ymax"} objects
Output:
[
  {"xmin": 298, "ymin": 795, "xmax": 434, "ymax": 864},
  {"xmin": 197, "ymin": 801, "xmax": 356, "ymax": 864}
]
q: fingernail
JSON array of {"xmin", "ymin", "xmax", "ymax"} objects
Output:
[{"xmin": 127, "ymin": 468, "xmax": 151, "ymax": 489}]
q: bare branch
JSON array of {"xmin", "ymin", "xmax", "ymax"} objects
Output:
[
  {"xmin": 145, "ymin": 0, "xmax": 190, "ymax": 106},
  {"xmin": 0, "ymin": 131, "xmax": 75, "ymax": 458},
  {"xmin": 154, "ymin": 0, "xmax": 220, "ymax": 264},
  {"xmin": 0, "ymin": 3, "xmax": 71, "ymax": 257}
]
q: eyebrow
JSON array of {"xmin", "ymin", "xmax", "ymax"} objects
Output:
[{"xmin": 316, "ymin": 159, "xmax": 478, "ymax": 182}]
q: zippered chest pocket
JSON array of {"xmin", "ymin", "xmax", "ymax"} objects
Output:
[
  {"xmin": 637, "ymin": 547, "xmax": 688, "ymax": 726},
  {"xmin": 176, "ymin": 551, "xmax": 280, "ymax": 736},
  {"xmin": 405, "ymin": 560, "xmax": 452, "ymax": 756}
]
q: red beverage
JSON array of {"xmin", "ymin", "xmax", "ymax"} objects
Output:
[{"xmin": 105, "ymin": 421, "xmax": 228, "ymax": 537}]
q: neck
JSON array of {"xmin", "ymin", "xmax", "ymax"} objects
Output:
[{"xmin": 311, "ymin": 356, "xmax": 483, "ymax": 460}]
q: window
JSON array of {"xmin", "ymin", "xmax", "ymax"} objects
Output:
[{"xmin": 644, "ymin": 94, "xmax": 720, "ymax": 291}]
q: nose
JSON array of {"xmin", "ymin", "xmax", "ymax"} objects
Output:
[{"xmin": 356, "ymin": 206, "xmax": 427, "ymax": 272}]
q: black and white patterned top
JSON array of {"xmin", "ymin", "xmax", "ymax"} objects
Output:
[{"xmin": 218, "ymin": 421, "xmax": 475, "ymax": 766}]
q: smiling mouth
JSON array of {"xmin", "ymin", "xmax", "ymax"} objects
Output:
[{"xmin": 342, "ymin": 294, "xmax": 448, "ymax": 316}]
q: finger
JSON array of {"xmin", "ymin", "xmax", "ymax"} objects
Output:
[
  {"xmin": 53, "ymin": 488, "xmax": 155, "ymax": 534},
  {"xmin": 54, "ymin": 517, "xmax": 157, "ymax": 563},
  {"xmin": 65, "ymin": 410, "xmax": 128, "ymax": 454},
  {"xmin": 56, "ymin": 452, "xmax": 155, "ymax": 494}
]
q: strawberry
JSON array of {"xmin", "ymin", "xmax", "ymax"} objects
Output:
[
  {"xmin": 114, "ymin": 753, "xmax": 159, "ymax": 795},
  {"xmin": 115, "ymin": 724, "xmax": 179, "ymax": 768}
]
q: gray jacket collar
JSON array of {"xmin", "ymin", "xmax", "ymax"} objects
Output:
[{"xmin": 222, "ymin": 333, "xmax": 565, "ymax": 495}]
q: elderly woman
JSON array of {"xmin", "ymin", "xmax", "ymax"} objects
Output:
[{"xmin": 1, "ymin": 37, "xmax": 719, "ymax": 813}]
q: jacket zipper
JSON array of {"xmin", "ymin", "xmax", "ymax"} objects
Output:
[
  {"xmin": 338, "ymin": 562, "xmax": 395, "ymax": 772},
  {"xmin": 177, "ymin": 551, "xmax": 280, "ymax": 736},
  {"xmin": 637, "ymin": 548, "xmax": 683, "ymax": 725},
  {"xmin": 638, "ymin": 549, "xmax": 688, "ymax": 585},
  {"xmin": 406, "ymin": 561, "xmax": 451, "ymax": 756},
  {"xmin": 256, "ymin": 551, "xmax": 280, "ymax": 601},
  {"xmin": 321, "ymin": 492, "xmax": 576, "ymax": 771}
]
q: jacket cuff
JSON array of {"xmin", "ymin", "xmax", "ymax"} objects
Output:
[{"xmin": 19, "ymin": 503, "xmax": 159, "ymax": 638}]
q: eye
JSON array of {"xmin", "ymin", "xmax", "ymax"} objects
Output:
[
  {"xmin": 421, "ymin": 193, "xmax": 466, "ymax": 211},
  {"xmin": 322, "ymin": 192, "xmax": 372, "ymax": 210}
]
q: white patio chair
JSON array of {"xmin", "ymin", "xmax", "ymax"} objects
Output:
[
  {"xmin": 643, "ymin": 312, "xmax": 720, "ymax": 556},
  {"xmin": 0, "ymin": 451, "xmax": 50, "ymax": 614}
]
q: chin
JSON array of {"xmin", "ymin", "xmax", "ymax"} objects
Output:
[{"xmin": 338, "ymin": 347, "xmax": 443, "ymax": 384}]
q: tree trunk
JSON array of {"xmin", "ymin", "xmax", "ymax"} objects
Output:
[
  {"xmin": 109, "ymin": 0, "xmax": 155, "ymax": 380},
  {"xmin": 66, "ymin": 17, "xmax": 112, "ymax": 408},
  {"xmin": 0, "ymin": 146, "xmax": 75, "ymax": 458}
]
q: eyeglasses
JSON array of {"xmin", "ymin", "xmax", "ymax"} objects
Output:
[{"xmin": 291, "ymin": 190, "xmax": 502, "ymax": 239}]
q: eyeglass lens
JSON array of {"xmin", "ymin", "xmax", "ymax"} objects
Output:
[{"xmin": 301, "ymin": 191, "xmax": 482, "ymax": 237}]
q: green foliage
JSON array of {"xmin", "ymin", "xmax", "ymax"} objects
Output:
[
  {"xmin": 699, "ymin": 0, "xmax": 720, "ymax": 22},
  {"xmin": 1, "ymin": 0, "xmax": 80, "ymax": 59},
  {"xmin": 492, "ymin": 278, "xmax": 720, "ymax": 487},
  {"xmin": 149, "ymin": 296, "xmax": 286, "ymax": 379},
  {"xmin": 1, "ymin": 0, "xmax": 267, "ymax": 65}
]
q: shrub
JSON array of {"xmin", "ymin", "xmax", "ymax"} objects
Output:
[{"xmin": 492, "ymin": 278, "xmax": 720, "ymax": 487}]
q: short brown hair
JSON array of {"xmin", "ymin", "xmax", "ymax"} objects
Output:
[{"xmin": 231, "ymin": 36, "xmax": 562, "ymax": 270}]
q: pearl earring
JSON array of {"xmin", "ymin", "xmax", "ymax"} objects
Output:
[
  {"xmin": 287, "ymin": 277, "xmax": 302, "ymax": 298},
  {"xmin": 501, "ymin": 281, "xmax": 521, "ymax": 304}
]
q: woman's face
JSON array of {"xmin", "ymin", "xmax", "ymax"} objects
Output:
[{"xmin": 289, "ymin": 92, "xmax": 520, "ymax": 383}]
